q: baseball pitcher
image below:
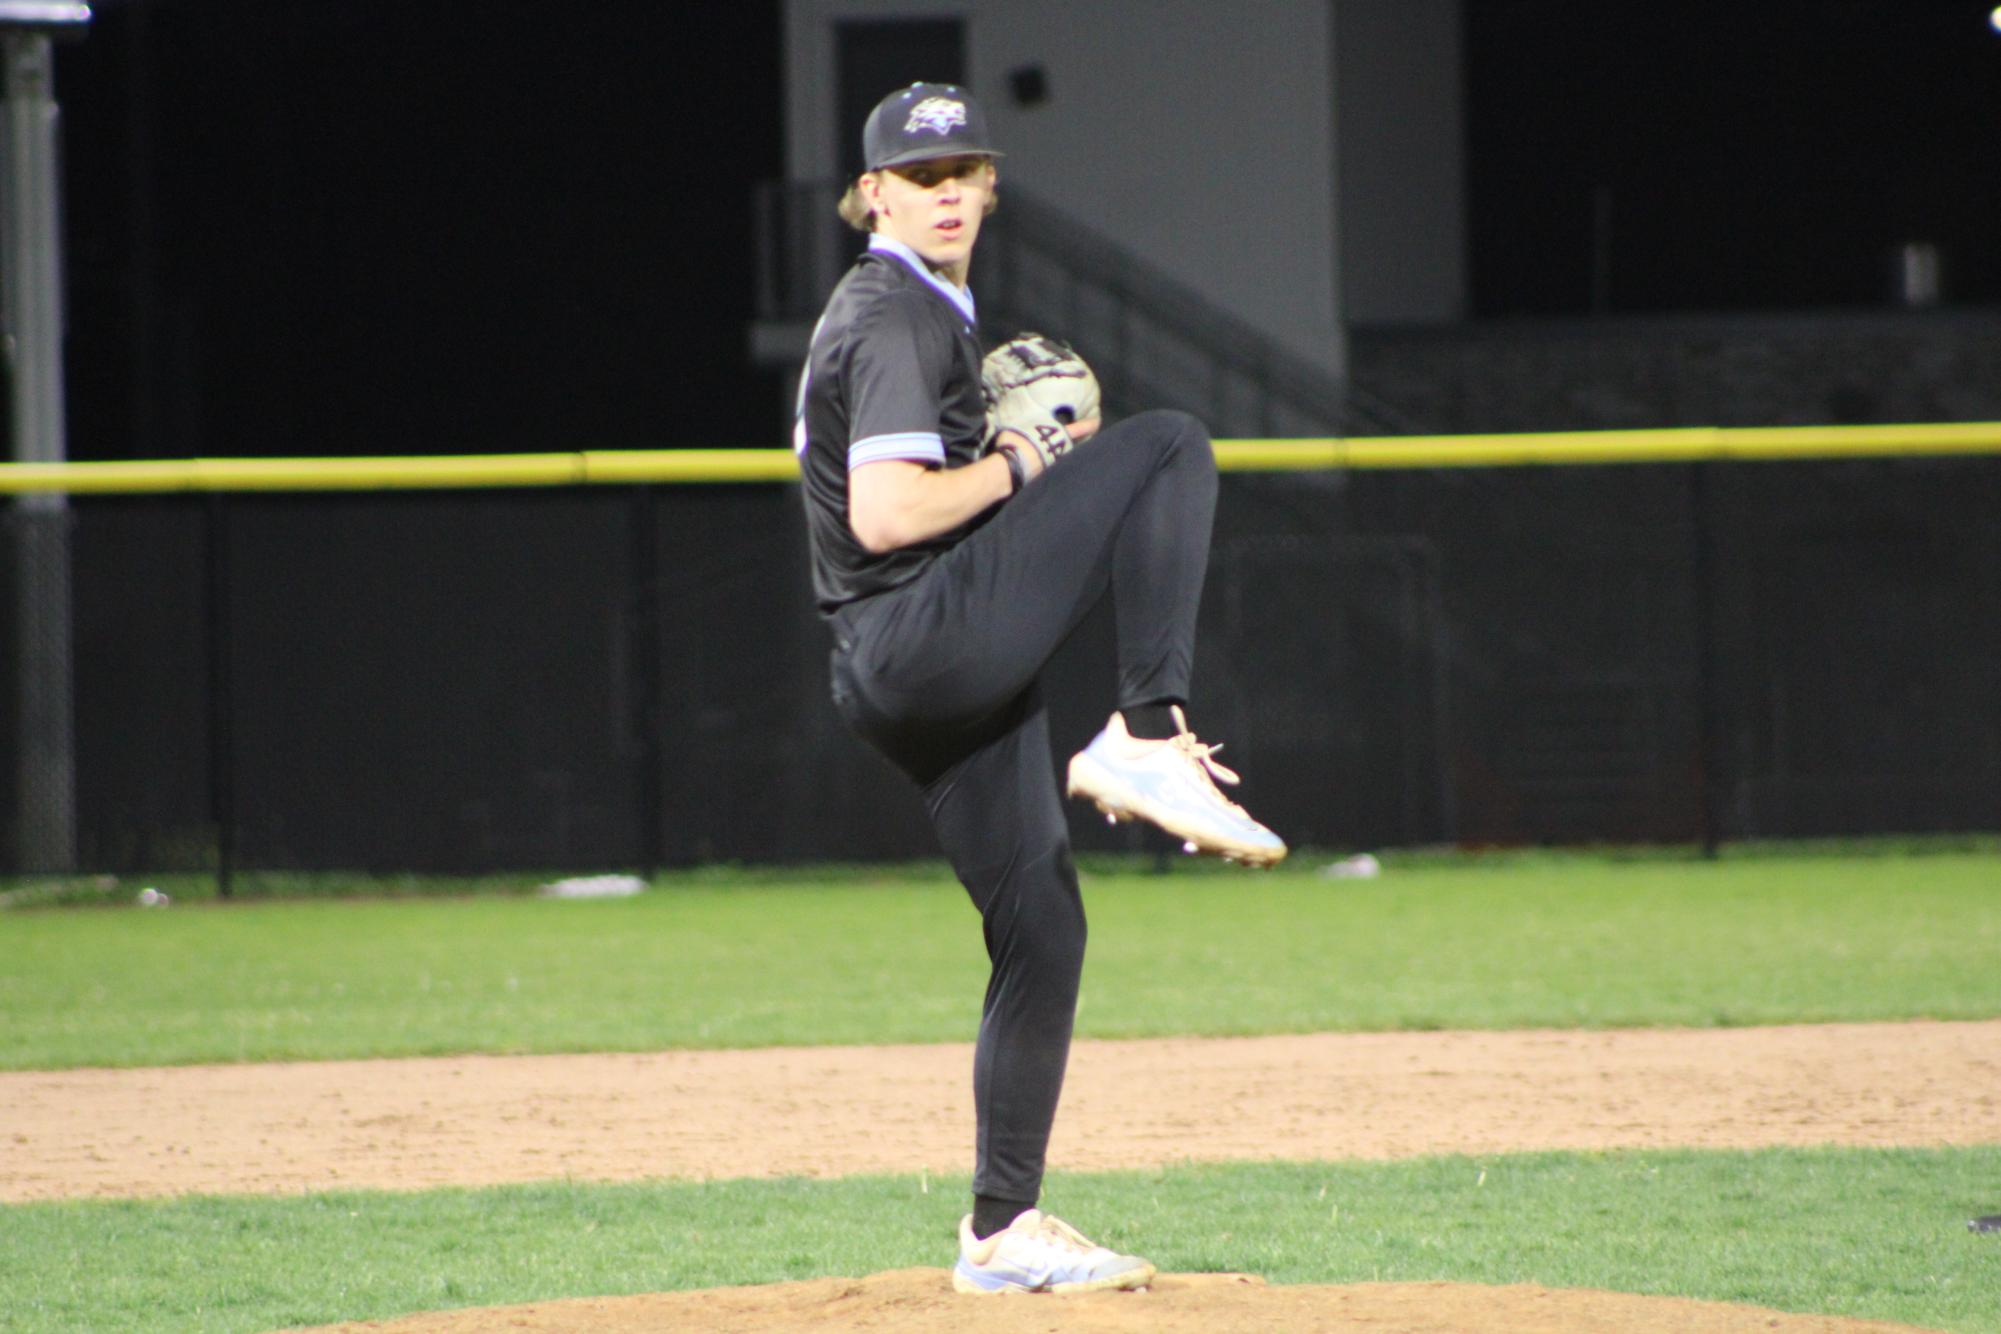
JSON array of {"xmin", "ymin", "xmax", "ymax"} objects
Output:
[{"xmin": 794, "ymin": 81, "xmax": 1285, "ymax": 1296}]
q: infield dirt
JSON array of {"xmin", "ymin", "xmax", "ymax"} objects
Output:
[{"xmin": 8, "ymin": 1020, "xmax": 1994, "ymax": 1331}]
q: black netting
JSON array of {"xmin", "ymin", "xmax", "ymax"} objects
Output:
[
  {"xmin": 72, "ymin": 498, "xmax": 210, "ymax": 871},
  {"xmin": 4, "ymin": 458, "xmax": 1998, "ymax": 882},
  {"xmin": 220, "ymin": 492, "xmax": 644, "ymax": 872},
  {"xmin": 4, "ymin": 504, "xmax": 82, "ymax": 873}
]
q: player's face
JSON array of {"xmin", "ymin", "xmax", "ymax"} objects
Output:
[{"xmin": 867, "ymin": 155, "xmax": 995, "ymax": 284}]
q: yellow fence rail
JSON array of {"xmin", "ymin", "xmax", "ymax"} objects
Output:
[{"xmin": 3, "ymin": 422, "xmax": 2000, "ymax": 494}]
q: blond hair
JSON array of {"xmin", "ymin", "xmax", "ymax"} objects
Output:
[
  {"xmin": 838, "ymin": 181, "xmax": 875, "ymax": 232},
  {"xmin": 836, "ymin": 168, "xmax": 1001, "ymax": 234}
]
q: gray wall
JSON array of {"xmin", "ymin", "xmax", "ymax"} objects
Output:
[
  {"xmin": 786, "ymin": 0, "xmax": 1364, "ymax": 369},
  {"xmin": 1335, "ymin": 0, "xmax": 1466, "ymax": 325}
]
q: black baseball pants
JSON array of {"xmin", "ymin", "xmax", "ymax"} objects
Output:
[{"xmin": 827, "ymin": 409, "xmax": 1217, "ymax": 1204}]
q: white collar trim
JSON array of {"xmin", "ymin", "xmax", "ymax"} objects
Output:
[{"xmin": 868, "ymin": 235, "xmax": 977, "ymax": 325}]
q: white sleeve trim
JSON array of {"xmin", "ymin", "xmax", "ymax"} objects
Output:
[{"xmin": 850, "ymin": 432, "xmax": 945, "ymax": 468}]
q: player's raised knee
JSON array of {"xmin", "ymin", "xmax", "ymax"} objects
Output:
[{"xmin": 1129, "ymin": 408, "xmax": 1213, "ymax": 467}]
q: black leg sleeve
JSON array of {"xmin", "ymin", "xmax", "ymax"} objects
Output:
[{"xmin": 922, "ymin": 694, "xmax": 1084, "ymax": 1204}]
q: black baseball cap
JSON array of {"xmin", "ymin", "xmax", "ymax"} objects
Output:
[{"xmin": 863, "ymin": 82, "xmax": 1003, "ymax": 172}]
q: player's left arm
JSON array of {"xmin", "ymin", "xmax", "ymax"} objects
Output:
[{"xmin": 983, "ymin": 333, "xmax": 1104, "ymax": 456}]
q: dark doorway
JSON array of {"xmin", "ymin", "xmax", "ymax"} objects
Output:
[{"xmin": 835, "ymin": 19, "xmax": 967, "ymax": 181}]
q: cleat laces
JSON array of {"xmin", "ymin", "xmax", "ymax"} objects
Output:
[
  {"xmin": 1027, "ymin": 1212, "xmax": 1103, "ymax": 1258},
  {"xmin": 1166, "ymin": 706, "xmax": 1251, "ymax": 812},
  {"xmin": 1169, "ymin": 730, "xmax": 1240, "ymax": 785}
]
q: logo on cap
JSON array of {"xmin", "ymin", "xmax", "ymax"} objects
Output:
[{"xmin": 904, "ymin": 97, "xmax": 968, "ymax": 136}]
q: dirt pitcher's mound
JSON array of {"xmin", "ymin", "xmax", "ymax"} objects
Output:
[{"xmin": 291, "ymin": 1269, "xmax": 1937, "ymax": 1333}]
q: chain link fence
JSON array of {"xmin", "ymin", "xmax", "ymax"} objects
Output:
[
  {"xmin": 4, "ymin": 499, "xmax": 76, "ymax": 872},
  {"xmin": 4, "ymin": 457, "xmax": 1998, "ymax": 887}
]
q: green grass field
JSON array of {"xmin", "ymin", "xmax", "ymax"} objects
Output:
[
  {"xmin": 5, "ymin": 1152, "xmax": 1998, "ymax": 1332},
  {"xmin": 4, "ymin": 846, "xmax": 2000, "ymax": 1331},
  {"xmin": 4, "ymin": 849, "xmax": 1999, "ymax": 1069}
]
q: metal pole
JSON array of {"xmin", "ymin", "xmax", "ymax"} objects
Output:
[
  {"xmin": 1688, "ymin": 462, "xmax": 1724, "ymax": 858},
  {"xmin": 203, "ymin": 495, "xmax": 235, "ymax": 898},
  {"xmin": 4, "ymin": 28, "xmax": 76, "ymax": 872},
  {"xmin": 631, "ymin": 486, "xmax": 664, "ymax": 876},
  {"xmin": 1420, "ymin": 539, "xmax": 1458, "ymax": 844}
]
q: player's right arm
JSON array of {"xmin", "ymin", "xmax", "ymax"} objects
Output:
[
  {"xmin": 838, "ymin": 292, "xmax": 1042, "ymax": 553},
  {"xmin": 849, "ymin": 451, "xmax": 1036, "ymax": 553}
]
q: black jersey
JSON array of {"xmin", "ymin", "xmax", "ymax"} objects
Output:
[{"xmin": 796, "ymin": 236, "xmax": 991, "ymax": 614}]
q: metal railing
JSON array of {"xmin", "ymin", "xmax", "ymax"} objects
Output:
[{"xmin": 751, "ymin": 179, "xmax": 1418, "ymax": 437}]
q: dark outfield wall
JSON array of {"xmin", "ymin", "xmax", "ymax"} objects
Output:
[{"xmin": 3, "ymin": 458, "xmax": 1997, "ymax": 875}]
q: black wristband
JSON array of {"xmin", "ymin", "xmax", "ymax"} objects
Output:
[{"xmin": 998, "ymin": 444, "xmax": 1026, "ymax": 494}]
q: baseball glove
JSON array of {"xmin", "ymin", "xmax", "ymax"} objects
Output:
[{"xmin": 982, "ymin": 333, "xmax": 1101, "ymax": 471}]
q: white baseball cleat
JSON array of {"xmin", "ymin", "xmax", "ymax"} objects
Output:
[
  {"xmin": 951, "ymin": 1209, "xmax": 1156, "ymax": 1295},
  {"xmin": 1066, "ymin": 707, "xmax": 1287, "ymax": 867}
]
